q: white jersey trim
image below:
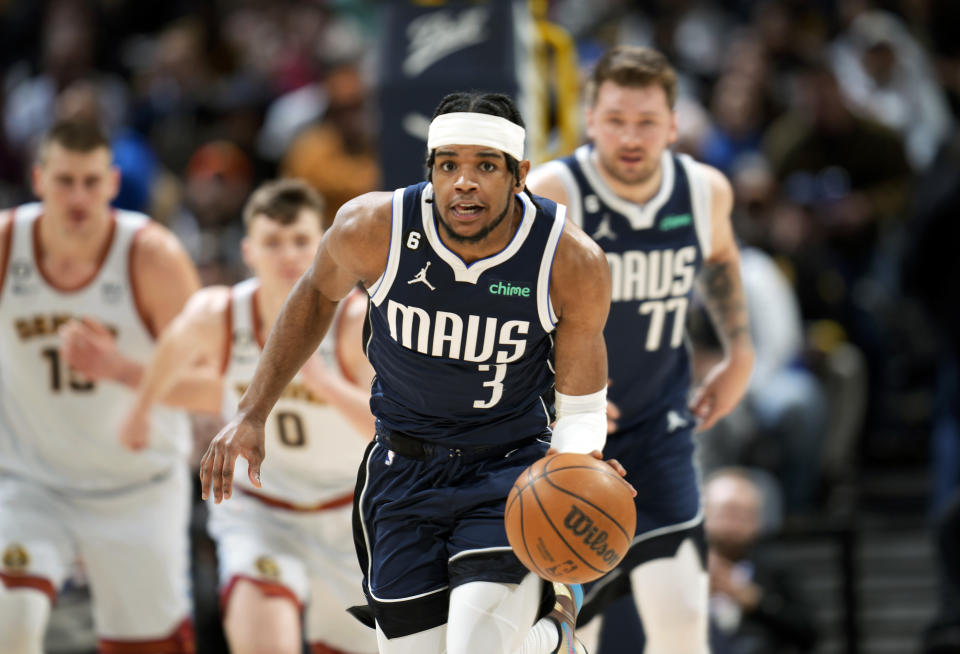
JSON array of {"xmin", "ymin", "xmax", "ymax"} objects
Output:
[
  {"xmin": 536, "ymin": 202, "xmax": 565, "ymax": 332},
  {"xmin": 678, "ymin": 154, "xmax": 714, "ymax": 260},
  {"xmin": 544, "ymin": 160, "xmax": 583, "ymax": 227},
  {"xmin": 421, "ymin": 184, "xmax": 536, "ymax": 285},
  {"xmin": 368, "ymin": 188, "xmax": 406, "ymax": 307},
  {"xmin": 576, "ymin": 145, "xmax": 675, "ymax": 230}
]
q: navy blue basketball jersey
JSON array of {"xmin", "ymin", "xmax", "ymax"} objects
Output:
[
  {"xmin": 544, "ymin": 145, "xmax": 714, "ymax": 430},
  {"xmin": 364, "ymin": 182, "xmax": 566, "ymax": 446}
]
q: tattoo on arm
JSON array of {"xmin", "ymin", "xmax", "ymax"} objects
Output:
[{"xmin": 699, "ymin": 261, "xmax": 750, "ymax": 345}]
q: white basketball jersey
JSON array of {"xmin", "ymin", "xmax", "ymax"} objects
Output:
[
  {"xmin": 0, "ymin": 203, "xmax": 190, "ymax": 492},
  {"xmin": 223, "ymin": 279, "xmax": 370, "ymax": 505}
]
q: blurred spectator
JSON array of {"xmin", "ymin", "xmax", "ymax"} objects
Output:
[
  {"xmin": 831, "ymin": 10, "xmax": 954, "ymax": 171},
  {"xmin": 700, "ymin": 72, "xmax": 766, "ymax": 175},
  {"xmin": 693, "ymin": 240, "xmax": 827, "ymax": 513},
  {"xmin": 134, "ymin": 18, "xmax": 215, "ymax": 176},
  {"xmin": 4, "ymin": 0, "xmax": 128, "ymax": 159},
  {"xmin": 282, "ymin": 62, "xmax": 380, "ymax": 225},
  {"xmin": 765, "ymin": 61, "xmax": 910, "ymax": 256},
  {"xmin": 171, "ymin": 139, "xmax": 253, "ymax": 284},
  {"xmin": 763, "ymin": 62, "xmax": 910, "ymax": 383},
  {"xmin": 901, "ymin": 129, "xmax": 960, "ymax": 516},
  {"xmin": 704, "ymin": 468, "xmax": 818, "ymax": 654}
]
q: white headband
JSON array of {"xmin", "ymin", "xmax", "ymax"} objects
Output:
[{"xmin": 427, "ymin": 112, "xmax": 525, "ymax": 161}]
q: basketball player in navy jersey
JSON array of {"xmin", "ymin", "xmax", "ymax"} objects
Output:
[
  {"xmin": 200, "ymin": 91, "xmax": 629, "ymax": 654},
  {"xmin": 528, "ymin": 46, "xmax": 755, "ymax": 654}
]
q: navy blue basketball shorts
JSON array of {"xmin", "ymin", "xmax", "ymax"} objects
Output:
[
  {"xmin": 577, "ymin": 402, "xmax": 707, "ymax": 624},
  {"xmin": 352, "ymin": 431, "xmax": 553, "ymax": 639}
]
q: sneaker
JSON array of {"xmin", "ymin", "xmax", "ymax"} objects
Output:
[{"xmin": 549, "ymin": 582, "xmax": 587, "ymax": 654}]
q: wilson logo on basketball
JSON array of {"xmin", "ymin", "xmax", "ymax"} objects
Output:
[{"xmin": 563, "ymin": 505, "xmax": 622, "ymax": 565}]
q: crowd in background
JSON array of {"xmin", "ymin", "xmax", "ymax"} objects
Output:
[{"xmin": 1, "ymin": 0, "xmax": 958, "ymax": 651}]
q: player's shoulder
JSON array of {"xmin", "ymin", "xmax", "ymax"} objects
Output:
[
  {"xmin": 129, "ymin": 217, "xmax": 191, "ymax": 267},
  {"xmin": 679, "ymin": 155, "xmax": 732, "ymax": 198},
  {"xmin": 331, "ymin": 191, "xmax": 394, "ymax": 241},
  {"xmin": 554, "ymin": 220, "xmax": 608, "ymax": 281},
  {"xmin": 0, "ymin": 207, "xmax": 17, "ymax": 272},
  {"xmin": 527, "ymin": 160, "xmax": 572, "ymax": 206},
  {"xmin": 0, "ymin": 208, "xmax": 12, "ymax": 240}
]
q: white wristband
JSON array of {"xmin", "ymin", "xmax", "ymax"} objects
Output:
[{"xmin": 552, "ymin": 388, "xmax": 607, "ymax": 454}]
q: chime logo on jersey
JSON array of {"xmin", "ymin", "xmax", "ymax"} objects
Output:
[
  {"xmin": 488, "ymin": 280, "xmax": 530, "ymax": 297},
  {"xmin": 606, "ymin": 245, "xmax": 697, "ymax": 302},
  {"xmin": 659, "ymin": 213, "xmax": 692, "ymax": 231},
  {"xmin": 386, "ymin": 299, "xmax": 529, "ymax": 362},
  {"xmin": 2, "ymin": 543, "xmax": 30, "ymax": 572}
]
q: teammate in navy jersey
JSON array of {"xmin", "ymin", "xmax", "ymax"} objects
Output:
[
  {"xmin": 199, "ymin": 92, "xmax": 631, "ymax": 654},
  {"xmin": 528, "ymin": 46, "xmax": 755, "ymax": 654}
]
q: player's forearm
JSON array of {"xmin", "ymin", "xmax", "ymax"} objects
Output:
[
  {"xmin": 698, "ymin": 255, "xmax": 753, "ymax": 357},
  {"xmin": 130, "ymin": 330, "xmax": 212, "ymax": 413},
  {"xmin": 159, "ymin": 372, "xmax": 223, "ymax": 413},
  {"xmin": 238, "ymin": 275, "xmax": 336, "ymax": 422}
]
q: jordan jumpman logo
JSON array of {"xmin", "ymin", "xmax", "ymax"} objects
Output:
[{"xmin": 408, "ymin": 261, "xmax": 436, "ymax": 290}]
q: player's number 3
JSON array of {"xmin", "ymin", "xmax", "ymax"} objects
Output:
[{"xmin": 473, "ymin": 363, "xmax": 506, "ymax": 409}]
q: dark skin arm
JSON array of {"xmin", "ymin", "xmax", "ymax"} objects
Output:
[
  {"xmin": 199, "ymin": 191, "xmax": 392, "ymax": 502},
  {"xmin": 546, "ymin": 220, "xmax": 631, "ymax": 489}
]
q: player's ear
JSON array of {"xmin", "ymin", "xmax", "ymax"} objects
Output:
[
  {"xmin": 108, "ymin": 165, "xmax": 121, "ymax": 202},
  {"xmin": 31, "ymin": 164, "xmax": 43, "ymax": 198},
  {"xmin": 585, "ymin": 105, "xmax": 597, "ymax": 142},
  {"xmin": 515, "ymin": 159, "xmax": 531, "ymax": 191},
  {"xmin": 241, "ymin": 236, "xmax": 253, "ymax": 269}
]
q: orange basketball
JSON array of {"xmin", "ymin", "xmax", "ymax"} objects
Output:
[{"xmin": 504, "ymin": 452, "xmax": 636, "ymax": 584}]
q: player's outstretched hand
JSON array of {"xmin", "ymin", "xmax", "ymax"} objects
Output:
[
  {"xmin": 689, "ymin": 350, "xmax": 754, "ymax": 432},
  {"xmin": 199, "ymin": 412, "xmax": 265, "ymax": 503},
  {"xmin": 545, "ymin": 448, "xmax": 637, "ymax": 497},
  {"xmin": 118, "ymin": 406, "xmax": 150, "ymax": 451}
]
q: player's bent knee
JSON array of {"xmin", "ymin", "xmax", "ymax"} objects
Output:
[{"xmin": 0, "ymin": 585, "xmax": 51, "ymax": 654}]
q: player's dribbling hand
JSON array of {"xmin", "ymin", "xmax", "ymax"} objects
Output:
[
  {"xmin": 545, "ymin": 448, "xmax": 637, "ymax": 497},
  {"xmin": 199, "ymin": 411, "xmax": 266, "ymax": 503},
  {"xmin": 118, "ymin": 407, "xmax": 150, "ymax": 451}
]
